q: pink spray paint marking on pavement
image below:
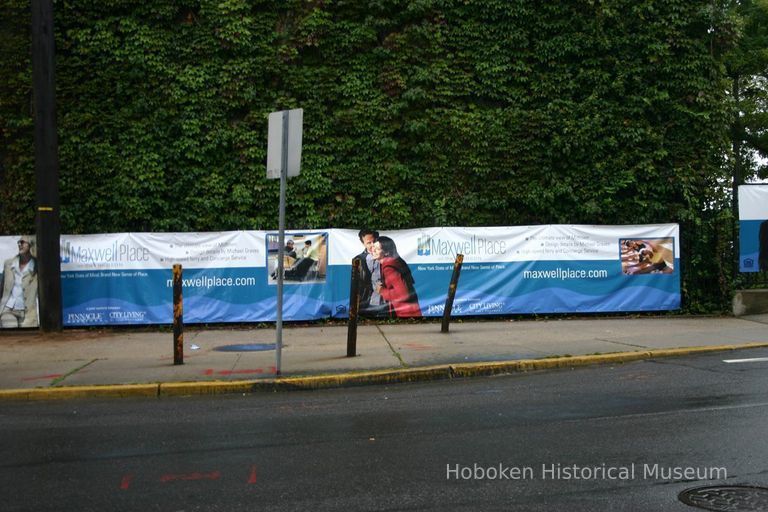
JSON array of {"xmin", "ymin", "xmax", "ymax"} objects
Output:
[
  {"xmin": 159, "ymin": 471, "xmax": 221, "ymax": 483},
  {"xmin": 119, "ymin": 474, "xmax": 133, "ymax": 490},
  {"xmin": 20, "ymin": 373, "xmax": 64, "ymax": 382}
]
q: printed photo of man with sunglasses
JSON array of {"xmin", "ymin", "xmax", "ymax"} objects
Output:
[{"xmin": 0, "ymin": 235, "xmax": 38, "ymax": 328}]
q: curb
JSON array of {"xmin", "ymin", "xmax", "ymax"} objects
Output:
[
  {"xmin": 159, "ymin": 365, "xmax": 452, "ymax": 396},
  {"xmin": 2, "ymin": 342, "xmax": 768, "ymax": 401},
  {"xmin": 0, "ymin": 383, "xmax": 159, "ymax": 401}
]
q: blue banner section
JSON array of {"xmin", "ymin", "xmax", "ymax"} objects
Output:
[
  {"xmin": 336, "ymin": 260, "xmax": 680, "ymax": 316},
  {"xmin": 328, "ymin": 258, "xmax": 680, "ymax": 318},
  {"xmin": 739, "ymin": 220, "xmax": 768, "ymax": 272},
  {"xmin": 62, "ymin": 267, "xmax": 331, "ymax": 326},
  {"xmin": 737, "ymin": 186, "xmax": 768, "ymax": 273}
]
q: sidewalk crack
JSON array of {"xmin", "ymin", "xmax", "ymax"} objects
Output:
[
  {"xmin": 50, "ymin": 359, "xmax": 100, "ymax": 386},
  {"xmin": 230, "ymin": 353, "xmax": 242, "ymax": 374},
  {"xmin": 596, "ymin": 338, "xmax": 648, "ymax": 349},
  {"xmin": 376, "ymin": 325, "xmax": 408, "ymax": 368}
]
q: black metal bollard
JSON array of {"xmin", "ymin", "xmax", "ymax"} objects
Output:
[
  {"xmin": 347, "ymin": 257, "xmax": 361, "ymax": 357},
  {"xmin": 441, "ymin": 254, "xmax": 464, "ymax": 333},
  {"xmin": 173, "ymin": 264, "xmax": 183, "ymax": 365}
]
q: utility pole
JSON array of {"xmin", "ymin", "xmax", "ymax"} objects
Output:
[{"xmin": 31, "ymin": 0, "xmax": 63, "ymax": 331}]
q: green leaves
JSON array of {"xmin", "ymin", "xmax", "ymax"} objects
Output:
[{"xmin": 0, "ymin": 0, "xmax": 751, "ymax": 311}]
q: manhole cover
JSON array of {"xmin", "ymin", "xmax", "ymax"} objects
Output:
[
  {"xmin": 213, "ymin": 343, "xmax": 276, "ymax": 352},
  {"xmin": 679, "ymin": 485, "xmax": 768, "ymax": 511}
]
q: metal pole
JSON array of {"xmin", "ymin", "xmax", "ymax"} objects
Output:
[
  {"xmin": 173, "ymin": 264, "xmax": 183, "ymax": 365},
  {"xmin": 275, "ymin": 111, "xmax": 289, "ymax": 376},
  {"xmin": 732, "ymin": 78, "xmax": 743, "ymax": 282},
  {"xmin": 441, "ymin": 253, "xmax": 464, "ymax": 333},
  {"xmin": 347, "ymin": 257, "xmax": 361, "ymax": 357},
  {"xmin": 31, "ymin": 0, "xmax": 62, "ymax": 332}
]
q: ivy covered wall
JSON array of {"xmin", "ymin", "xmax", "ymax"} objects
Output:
[{"xmin": 0, "ymin": 0, "xmax": 738, "ymax": 310}]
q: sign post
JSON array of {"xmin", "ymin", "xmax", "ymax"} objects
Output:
[{"xmin": 267, "ymin": 108, "xmax": 303, "ymax": 376}]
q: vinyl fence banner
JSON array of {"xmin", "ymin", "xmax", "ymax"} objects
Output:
[
  {"xmin": 58, "ymin": 231, "xmax": 331, "ymax": 326},
  {"xmin": 328, "ymin": 224, "xmax": 680, "ymax": 318},
  {"xmin": 0, "ymin": 223, "xmax": 679, "ymax": 327},
  {"xmin": 738, "ymin": 185, "xmax": 768, "ymax": 272}
]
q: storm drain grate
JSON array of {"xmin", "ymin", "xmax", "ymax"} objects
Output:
[
  {"xmin": 679, "ymin": 485, "xmax": 768, "ymax": 511},
  {"xmin": 213, "ymin": 343, "xmax": 276, "ymax": 352}
]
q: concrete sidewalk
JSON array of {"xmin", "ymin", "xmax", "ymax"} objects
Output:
[{"xmin": 1, "ymin": 315, "xmax": 768, "ymax": 400}]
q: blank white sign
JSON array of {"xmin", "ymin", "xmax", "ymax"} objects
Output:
[{"xmin": 267, "ymin": 108, "xmax": 303, "ymax": 179}]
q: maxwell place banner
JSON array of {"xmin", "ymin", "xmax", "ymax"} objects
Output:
[
  {"xmin": 58, "ymin": 231, "xmax": 331, "ymax": 326},
  {"xmin": 0, "ymin": 223, "xmax": 680, "ymax": 327},
  {"xmin": 328, "ymin": 224, "xmax": 680, "ymax": 318},
  {"xmin": 738, "ymin": 185, "xmax": 768, "ymax": 272}
]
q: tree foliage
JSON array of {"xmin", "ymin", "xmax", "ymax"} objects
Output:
[
  {"xmin": 0, "ymin": 0, "xmax": 752, "ymax": 311},
  {"xmin": 724, "ymin": 0, "xmax": 768, "ymax": 184}
]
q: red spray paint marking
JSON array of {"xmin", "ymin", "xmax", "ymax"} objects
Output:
[
  {"xmin": 21, "ymin": 373, "xmax": 63, "ymax": 382},
  {"xmin": 403, "ymin": 343, "xmax": 433, "ymax": 351},
  {"xmin": 120, "ymin": 474, "xmax": 133, "ymax": 490},
  {"xmin": 217, "ymin": 369, "xmax": 264, "ymax": 376},
  {"xmin": 160, "ymin": 471, "xmax": 221, "ymax": 483},
  {"xmin": 201, "ymin": 369, "xmax": 266, "ymax": 376},
  {"xmin": 247, "ymin": 465, "xmax": 258, "ymax": 484}
]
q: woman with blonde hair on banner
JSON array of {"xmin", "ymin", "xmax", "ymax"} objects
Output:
[{"xmin": 372, "ymin": 236, "xmax": 422, "ymax": 318}]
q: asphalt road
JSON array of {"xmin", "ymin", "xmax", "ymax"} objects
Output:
[{"xmin": 3, "ymin": 349, "xmax": 768, "ymax": 511}]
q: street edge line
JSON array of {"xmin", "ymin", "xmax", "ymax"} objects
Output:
[{"xmin": 2, "ymin": 342, "xmax": 768, "ymax": 401}]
